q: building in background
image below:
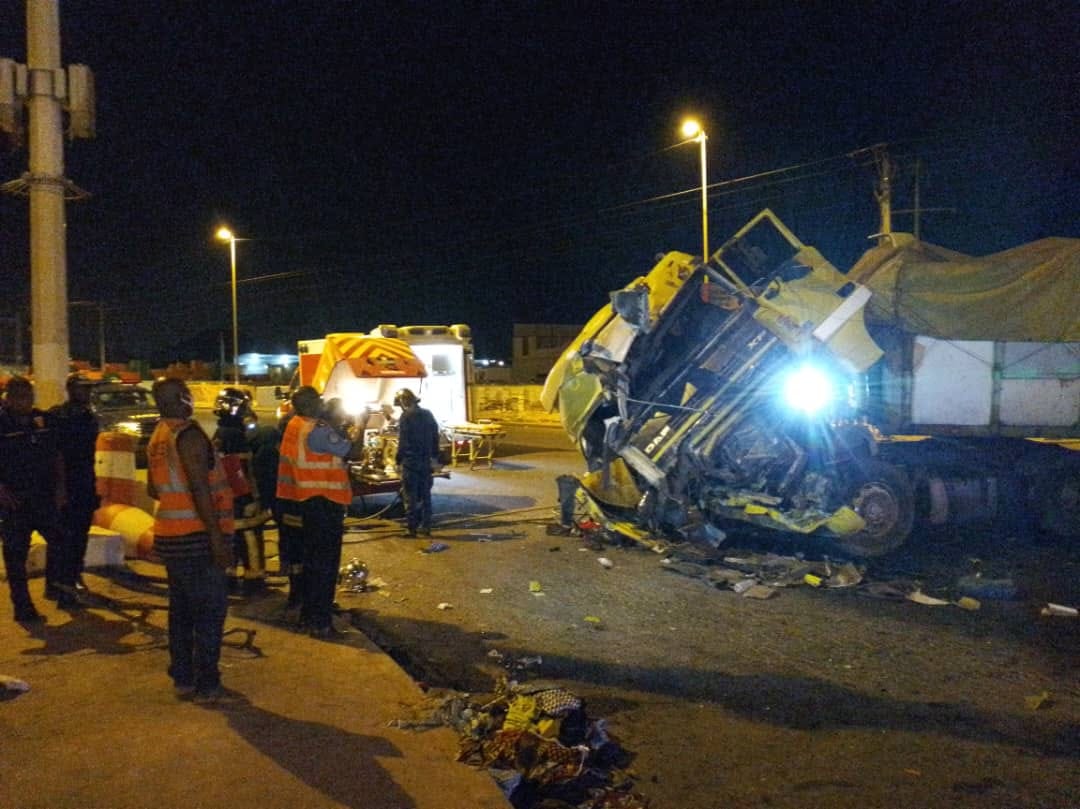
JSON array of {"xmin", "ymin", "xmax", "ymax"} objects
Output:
[{"xmin": 511, "ymin": 323, "xmax": 580, "ymax": 383}]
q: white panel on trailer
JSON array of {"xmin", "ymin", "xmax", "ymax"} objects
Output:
[{"xmin": 910, "ymin": 338, "xmax": 993, "ymax": 425}]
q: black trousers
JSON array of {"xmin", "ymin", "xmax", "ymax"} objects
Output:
[
  {"xmin": 60, "ymin": 495, "xmax": 97, "ymax": 581},
  {"xmin": 400, "ymin": 465, "xmax": 433, "ymax": 532},
  {"xmin": 1, "ymin": 501, "xmax": 65, "ymax": 609},
  {"xmin": 299, "ymin": 497, "xmax": 345, "ymax": 630},
  {"xmin": 161, "ymin": 549, "xmax": 228, "ymax": 693}
]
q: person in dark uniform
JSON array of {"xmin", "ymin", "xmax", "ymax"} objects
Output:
[
  {"xmin": 47, "ymin": 374, "xmax": 100, "ymax": 596},
  {"xmin": 0, "ymin": 376, "xmax": 70, "ymax": 621},
  {"xmin": 393, "ymin": 388, "xmax": 441, "ymax": 538}
]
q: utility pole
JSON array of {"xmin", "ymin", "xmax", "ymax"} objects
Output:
[
  {"xmin": 871, "ymin": 144, "xmax": 894, "ymax": 246},
  {"xmin": 848, "ymin": 143, "xmax": 897, "ymax": 247},
  {"xmin": 0, "ymin": 1, "xmax": 95, "ymax": 406}
]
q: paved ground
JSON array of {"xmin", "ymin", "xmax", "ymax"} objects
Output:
[
  {"xmin": 4, "ymin": 423, "xmax": 1076, "ymax": 808},
  {"xmin": 0, "ymin": 567, "xmax": 509, "ymax": 809}
]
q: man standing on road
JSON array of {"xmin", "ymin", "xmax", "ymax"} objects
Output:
[
  {"xmin": 48, "ymin": 374, "xmax": 100, "ymax": 597},
  {"xmin": 0, "ymin": 376, "xmax": 69, "ymax": 621},
  {"xmin": 276, "ymin": 386, "xmax": 359, "ymax": 638},
  {"xmin": 147, "ymin": 377, "xmax": 234, "ymax": 698},
  {"xmin": 393, "ymin": 388, "xmax": 440, "ymax": 538}
]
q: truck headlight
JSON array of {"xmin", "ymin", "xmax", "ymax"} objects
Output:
[{"xmin": 781, "ymin": 365, "xmax": 834, "ymax": 415}]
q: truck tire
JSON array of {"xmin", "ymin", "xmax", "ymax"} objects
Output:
[{"xmin": 834, "ymin": 460, "xmax": 915, "ymax": 557}]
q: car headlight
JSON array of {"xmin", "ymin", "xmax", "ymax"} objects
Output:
[
  {"xmin": 781, "ymin": 365, "xmax": 834, "ymax": 415},
  {"xmin": 114, "ymin": 420, "xmax": 142, "ymax": 436}
]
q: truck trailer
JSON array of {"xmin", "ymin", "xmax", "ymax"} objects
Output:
[{"xmin": 543, "ymin": 209, "xmax": 1078, "ymax": 556}]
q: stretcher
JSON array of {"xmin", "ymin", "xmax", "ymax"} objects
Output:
[{"xmin": 449, "ymin": 422, "xmax": 505, "ymax": 469}]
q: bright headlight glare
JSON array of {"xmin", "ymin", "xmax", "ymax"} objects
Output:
[
  {"xmin": 782, "ymin": 365, "xmax": 833, "ymax": 414},
  {"xmin": 115, "ymin": 420, "xmax": 142, "ymax": 435}
]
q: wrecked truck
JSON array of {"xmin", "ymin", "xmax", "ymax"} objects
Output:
[{"xmin": 542, "ymin": 209, "xmax": 1079, "ymax": 557}]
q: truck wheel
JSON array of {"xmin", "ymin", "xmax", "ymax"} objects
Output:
[{"xmin": 834, "ymin": 460, "xmax": 914, "ymax": 557}]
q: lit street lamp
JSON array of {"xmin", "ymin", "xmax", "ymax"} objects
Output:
[
  {"xmin": 215, "ymin": 226, "xmax": 242, "ymax": 384},
  {"xmin": 680, "ymin": 119, "xmax": 709, "ymax": 261}
]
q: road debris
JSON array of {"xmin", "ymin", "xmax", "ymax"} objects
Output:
[
  {"xmin": 337, "ymin": 558, "xmax": 370, "ymax": 593},
  {"xmin": 1040, "ymin": 603, "xmax": 1078, "ymax": 618},
  {"xmin": 1024, "ymin": 690, "xmax": 1052, "ymax": 711},
  {"xmin": 386, "ymin": 677, "xmax": 653, "ymax": 808},
  {"xmin": 906, "ymin": 589, "xmax": 951, "ymax": 606},
  {"xmin": 597, "ymin": 557, "xmax": 614, "ymax": 569},
  {"xmin": 741, "ymin": 584, "xmax": 778, "ymax": 600},
  {"xmin": 1, "ymin": 674, "xmax": 30, "ymax": 698}
]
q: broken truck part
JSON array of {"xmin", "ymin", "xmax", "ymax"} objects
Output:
[{"xmin": 543, "ymin": 209, "xmax": 1079, "ymax": 556}]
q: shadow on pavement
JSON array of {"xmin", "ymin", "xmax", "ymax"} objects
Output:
[{"xmin": 195, "ymin": 689, "xmax": 417, "ymax": 809}]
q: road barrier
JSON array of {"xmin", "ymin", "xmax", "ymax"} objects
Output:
[
  {"xmin": 92, "ymin": 431, "xmax": 157, "ymax": 561},
  {"xmin": 95, "ymin": 503, "xmax": 156, "ymax": 561},
  {"xmin": 95, "ymin": 432, "xmax": 139, "ymax": 506}
]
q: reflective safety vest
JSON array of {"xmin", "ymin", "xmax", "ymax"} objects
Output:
[
  {"xmin": 276, "ymin": 416, "xmax": 351, "ymax": 505},
  {"xmin": 148, "ymin": 418, "xmax": 235, "ymax": 537}
]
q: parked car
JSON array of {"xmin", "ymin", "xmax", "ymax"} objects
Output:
[{"xmin": 91, "ymin": 382, "xmax": 159, "ymax": 467}]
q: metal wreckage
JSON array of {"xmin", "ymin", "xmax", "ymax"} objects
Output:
[{"xmin": 542, "ymin": 209, "xmax": 1080, "ymax": 557}]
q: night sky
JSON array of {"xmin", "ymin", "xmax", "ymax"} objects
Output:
[{"xmin": 1, "ymin": 1, "xmax": 1077, "ymax": 363}]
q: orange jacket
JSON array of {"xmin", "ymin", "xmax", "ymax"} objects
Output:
[
  {"xmin": 276, "ymin": 416, "xmax": 351, "ymax": 505},
  {"xmin": 148, "ymin": 418, "xmax": 235, "ymax": 537}
]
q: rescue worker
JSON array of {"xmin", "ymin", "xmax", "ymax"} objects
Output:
[
  {"xmin": 393, "ymin": 388, "xmax": 441, "ymax": 537},
  {"xmin": 146, "ymin": 377, "xmax": 234, "ymax": 698},
  {"xmin": 212, "ymin": 388, "xmax": 267, "ymax": 594},
  {"xmin": 48, "ymin": 374, "xmax": 100, "ymax": 596},
  {"xmin": 276, "ymin": 386, "xmax": 361, "ymax": 638},
  {"xmin": 0, "ymin": 376, "xmax": 70, "ymax": 621}
]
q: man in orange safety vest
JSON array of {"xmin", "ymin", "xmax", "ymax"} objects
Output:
[
  {"xmin": 276, "ymin": 386, "xmax": 364, "ymax": 638},
  {"xmin": 147, "ymin": 377, "xmax": 234, "ymax": 700}
]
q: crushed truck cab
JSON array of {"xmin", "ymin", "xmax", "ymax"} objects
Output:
[
  {"xmin": 547, "ymin": 209, "xmax": 1080, "ymax": 556},
  {"xmin": 545, "ymin": 209, "xmax": 911, "ymax": 557}
]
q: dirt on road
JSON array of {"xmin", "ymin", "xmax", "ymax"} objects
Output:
[{"xmin": 271, "ymin": 432, "xmax": 1078, "ymax": 809}]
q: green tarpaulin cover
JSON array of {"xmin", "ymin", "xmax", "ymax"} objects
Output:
[{"xmin": 848, "ymin": 234, "xmax": 1080, "ymax": 342}]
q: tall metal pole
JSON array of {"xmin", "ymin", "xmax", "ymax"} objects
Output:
[
  {"xmin": 26, "ymin": 0, "xmax": 68, "ymax": 406},
  {"xmin": 697, "ymin": 131, "xmax": 708, "ymax": 261},
  {"xmin": 229, "ymin": 236, "xmax": 238, "ymax": 384}
]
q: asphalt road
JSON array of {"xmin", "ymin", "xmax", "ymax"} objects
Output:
[
  {"xmin": 189, "ymin": 414, "xmax": 1076, "ymax": 808},
  {"xmin": 275, "ymin": 426, "xmax": 1076, "ymax": 809}
]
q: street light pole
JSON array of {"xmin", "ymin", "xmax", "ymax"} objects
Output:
[
  {"xmin": 215, "ymin": 226, "xmax": 240, "ymax": 384},
  {"xmin": 680, "ymin": 119, "xmax": 709, "ymax": 261}
]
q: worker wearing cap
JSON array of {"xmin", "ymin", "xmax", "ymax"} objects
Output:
[
  {"xmin": 0, "ymin": 376, "xmax": 68, "ymax": 622},
  {"xmin": 276, "ymin": 386, "xmax": 363, "ymax": 638},
  {"xmin": 393, "ymin": 388, "xmax": 441, "ymax": 538},
  {"xmin": 47, "ymin": 374, "xmax": 100, "ymax": 598}
]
